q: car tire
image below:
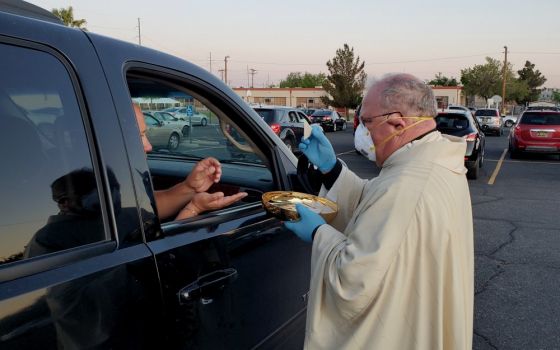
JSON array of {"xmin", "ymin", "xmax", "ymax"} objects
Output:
[
  {"xmin": 505, "ymin": 120, "xmax": 514, "ymax": 128},
  {"xmin": 479, "ymin": 149, "xmax": 485, "ymax": 168},
  {"xmin": 182, "ymin": 125, "xmax": 190, "ymax": 137},
  {"xmin": 200, "ymin": 118, "xmax": 208, "ymax": 127},
  {"xmin": 168, "ymin": 132, "xmax": 180, "ymax": 150},
  {"xmin": 466, "ymin": 158, "xmax": 479, "ymax": 180}
]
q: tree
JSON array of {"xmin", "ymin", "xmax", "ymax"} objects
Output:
[
  {"xmin": 517, "ymin": 60, "xmax": 547, "ymax": 103},
  {"xmin": 428, "ymin": 72, "xmax": 458, "ymax": 86},
  {"xmin": 321, "ymin": 44, "xmax": 366, "ymax": 117},
  {"xmin": 552, "ymin": 91, "xmax": 560, "ymax": 104},
  {"xmin": 279, "ymin": 72, "xmax": 326, "ymax": 88},
  {"xmin": 460, "ymin": 57, "xmax": 503, "ymax": 100},
  {"xmin": 51, "ymin": 6, "xmax": 87, "ymax": 30}
]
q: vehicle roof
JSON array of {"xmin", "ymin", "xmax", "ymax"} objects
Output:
[
  {"xmin": 0, "ymin": 0, "xmax": 63, "ymax": 24},
  {"xmin": 253, "ymin": 105, "xmax": 297, "ymax": 110},
  {"xmin": 436, "ymin": 109, "xmax": 470, "ymax": 115}
]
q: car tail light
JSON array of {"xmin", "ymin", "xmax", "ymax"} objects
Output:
[
  {"xmin": 270, "ymin": 123, "xmax": 281, "ymax": 134},
  {"xmin": 464, "ymin": 132, "xmax": 477, "ymax": 141},
  {"xmin": 514, "ymin": 125, "xmax": 521, "ymax": 135},
  {"xmin": 324, "ymin": 117, "xmax": 331, "ymax": 121}
]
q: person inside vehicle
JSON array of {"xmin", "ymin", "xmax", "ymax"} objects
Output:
[
  {"xmin": 284, "ymin": 73, "xmax": 474, "ymax": 349},
  {"xmin": 133, "ymin": 103, "xmax": 247, "ymax": 220}
]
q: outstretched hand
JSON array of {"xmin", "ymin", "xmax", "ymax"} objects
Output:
[
  {"xmin": 185, "ymin": 157, "xmax": 222, "ymax": 193},
  {"xmin": 284, "ymin": 203, "xmax": 326, "ymax": 242},
  {"xmin": 193, "ymin": 191, "xmax": 248, "ymax": 211},
  {"xmin": 299, "ymin": 125, "xmax": 336, "ymax": 173}
]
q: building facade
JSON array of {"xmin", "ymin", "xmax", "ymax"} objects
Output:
[{"xmin": 233, "ymin": 88, "xmax": 327, "ymax": 108}]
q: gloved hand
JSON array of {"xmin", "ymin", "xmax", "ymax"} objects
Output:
[
  {"xmin": 299, "ymin": 125, "xmax": 336, "ymax": 173},
  {"xmin": 284, "ymin": 203, "xmax": 326, "ymax": 243}
]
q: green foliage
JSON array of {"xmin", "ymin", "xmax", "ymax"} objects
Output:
[
  {"xmin": 506, "ymin": 79, "xmax": 530, "ymax": 104},
  {"xmin": 517, "ymin": 60, "xmax": 547, "ymax": 103},
  {"xmin": 51, "ymin": 6, "xmax": 87, "ymax": 30},
  {"xmin": 552, "ymin": 91, "xmax": 560, "ymax": 104},
  {"xmin": 279, "ymin": 72, "xmax": 326, "ymax": 88},
  {"xmin": 428, "ymin": 72, "xmax": 458, "ymax": 86},
  {"xmin": 460, "ymin": 57, "xmax": 503, "ymax": 100},
  {"xmin": 321, "ymin": 44, "xmax": 366, "ymax": 110}
]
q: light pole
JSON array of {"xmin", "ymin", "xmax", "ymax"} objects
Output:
[{"xmin": 224, "ymin": 56, "xmax": 230, "ymax": 85}]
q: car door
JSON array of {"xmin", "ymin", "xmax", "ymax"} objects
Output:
[
  {"xmin": 0, "ymin": 30, "xmax": 162, "ymax": 349},
  {"xmin": 119, "ymin": 67, "xmax": 311, "ymax": 349}
]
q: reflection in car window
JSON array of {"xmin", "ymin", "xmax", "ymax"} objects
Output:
[
  {"xmin": 520, "ymin": 112, "xmax": 560, "ymax": 125},
  {"xmin": 0, "ymin": 43, "xmax": 105, "ymax": 265},
  {"xmin": 129, "ymin": 75, "xmax": 266, "ymax": 166}
]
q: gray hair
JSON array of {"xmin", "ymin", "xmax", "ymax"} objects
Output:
[{"xmin": 371, "ymin": 73, "xmax": 437, "ymax": 117}]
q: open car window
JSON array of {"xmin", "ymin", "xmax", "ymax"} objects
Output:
[{"xmin": 127, "ymin": 72, "xmax": 274, "ymax": 224}]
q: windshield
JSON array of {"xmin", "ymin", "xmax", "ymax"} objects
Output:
[
  {"xmin": 475, "ymin": 109, "xmax": 498, "ymax": 117},
  {"xmin": 254, "ymin": 108, "xmax": 280, "ymax": 123},
  {"xmin": 311, "ymin": 110, "xmax": 331, "ymax": 117},
  {"xmin": 436, "ymin": 113, "xmax": 473, "ymax": 136},
  {"xmin": 520, "ymin": 112, "xmax": 560, "ymax": 125}
]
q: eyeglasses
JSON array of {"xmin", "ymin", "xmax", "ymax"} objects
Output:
[{"xmin": 361, "ymin": 111, "xmax": 402, "ymax": 126}]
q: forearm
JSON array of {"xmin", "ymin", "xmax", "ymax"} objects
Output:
[{"xmin": 154, "ymin": 181, "xmax": 196, "ymax": 220}]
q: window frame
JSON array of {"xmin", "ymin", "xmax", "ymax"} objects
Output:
[{"xmin": 123, "ymin": 65, "xmax": 287, "ymax": 232}]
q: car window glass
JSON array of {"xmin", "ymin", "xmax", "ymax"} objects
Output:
[
  {"xmin": 127, "ymin": 73, "xmax": 272, "ymax": 222},
  {"xmin": 0, "ymin": 43, "xmax": 106, "ymax": 265},
  {"xmin": 520, "ymin": 112, "xmax": 560, "ymax": 125},
  {"xmin": 288, "ymin": 111, "xmax": 297, "ymax": 122}
]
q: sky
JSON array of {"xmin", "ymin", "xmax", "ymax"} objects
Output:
[{"xmin": 31, "ymin": 0, "xmax": 560, "ymax": 88}]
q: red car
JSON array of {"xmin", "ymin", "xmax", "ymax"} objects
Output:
[{"xmin": 509, "ymin": 111, "xmax": 560, "ymax": 158}]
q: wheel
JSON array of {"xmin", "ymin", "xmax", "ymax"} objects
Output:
[
  {"xmin": 505, "ymin": 120, "xmax": 514, "ymax": 128},
  {"xmin": 342, "ymin": 122, "xmax": 347, "ymax": 131},
  {"xmin": 509, "ymin": 143, "xmax": 519, "ymax": 159},
  {"xmin": 466, "ymin": 158, "xmax": 479, "ymax": 179},
  {"xmin": 182, "ymin": 125, "xmax": 190, "ymax": 137},
  {"xmin": 283, "ymin": 137, "xmax": 295, "ymax": 152},
  {"xmin": 200, "ymin": 118, "xmax": 208, "ymax": 126},
  {"xmin": 168, "ymin": 133, "xmax": 180, "ymax": 150},
  {"xmin": 479, "ymin": 148, "xmax": 484, "ymax": 168}
]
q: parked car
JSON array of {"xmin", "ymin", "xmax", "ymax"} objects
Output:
[
  {"xmin": 436, "ymin": 109, "xmax": 486, "ymax": 179},
  {"xmin": 508, "ymin": 110, "xmax": 560, "ymax": 158},
  {"xmin": 474, "ymin": 108, "xmax": 503, "ymax": 136},
  {"xmin": 353, "ymin": 104, "xmax": 362, "ymax": 135},
  {"xmin": 502, "ymin": 114, "xmax": 518, "ymax": 128},
  {"xmin": 0, "ymin": 3, "xmax": 312, "ymax": 349},
  {"xmin": 309, "ymin": 109, "xmax": 347, "ymax": 132},
  {"xmin": 164, "ymin": 106, "xmax": 209, "ymax": 126},
  {"xmin": 142, "ymin": 112, "xmax": 184, "ymax": 150},
  {"xmin": 144, "ymin": 110, "xmax": 191, "ymax": 137},
  {"xmin": 253, "ymin": 105, "xmax": 308, "ymax": 152},
  {"xmin": 301, "ymin": 107, "xmax": 318, "ymax": 117}
]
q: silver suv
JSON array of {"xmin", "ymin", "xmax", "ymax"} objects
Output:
[{"xmin": 474, "ymin": 108, "xmax": 503, "ymax": 136}]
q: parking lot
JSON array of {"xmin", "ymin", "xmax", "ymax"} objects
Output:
[{"xmin": 325, "ymin": 125, "xmax": 560, "ymax": 349}]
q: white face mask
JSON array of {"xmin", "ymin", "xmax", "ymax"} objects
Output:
[{"xmin": 354, "ymin": 123, "xmax": 376, "ymax": 162}]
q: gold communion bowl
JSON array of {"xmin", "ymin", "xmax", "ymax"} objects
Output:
[{"xmin": 262, "ymin": 191, "xmax": 338, "ymax": 223}]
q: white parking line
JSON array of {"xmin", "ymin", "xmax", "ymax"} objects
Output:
[
  {"xmin": 337, "ymin": 150, "xmax": 357, "ymax": 156},
  {"xmin": 485, "ymin": 159, "xmax": 560, "ymax": 165},
  {"xmin": 488, "ymin": 149, "xmax": 508, "ymax": 185}
]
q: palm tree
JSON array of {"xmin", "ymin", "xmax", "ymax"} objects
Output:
[{"xmin": 51, "ymin": 6, "xmax": 87, "ymax": 30}]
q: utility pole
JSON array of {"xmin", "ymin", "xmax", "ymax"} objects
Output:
[
  {"xmin": 246, "ymin": 65, "xmax": 250, "ymax": 88},
  {"xmin": 224, "ymin": 56, "xmax": 230, "ymax": 86},
  {"xmin": 249, "ymin": 68, "xmax": 257, "ymax": 88},
  {"xmin": 209, "ymin": 52, "xmax": 212, "ymax": 73},
  {"xmin": 218, "ymin": 69, "xmax": 224, "ymax": 81},
  {"xmin": 137, "ymin": 18, "xmax": 141, "ymax": 46},
  {"xmin": 502, "ymin": 45, "xmax": 508, "ymax": 114}
]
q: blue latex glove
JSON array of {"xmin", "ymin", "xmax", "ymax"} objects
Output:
[
  {"xmin": 284, "ymin": 203, "xmax": 326, "ymax": 243},
  {"xmin": 299, "ymin": 125, "xmax": 336, "ymax": 173}
]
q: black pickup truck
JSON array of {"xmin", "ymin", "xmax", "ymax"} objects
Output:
[{"xmin": 0, "ymin": 1, "xmax": 313, "ymax": 348}]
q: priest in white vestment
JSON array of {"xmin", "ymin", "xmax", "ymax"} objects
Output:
[{"xmin": 285, "ymin": 73, "xmax": 474, "ymax": 350}]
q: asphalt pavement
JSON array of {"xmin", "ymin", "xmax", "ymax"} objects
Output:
[{"xmin": 326, "ymin": 125, "xmax": 560, "ymax": 350}]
